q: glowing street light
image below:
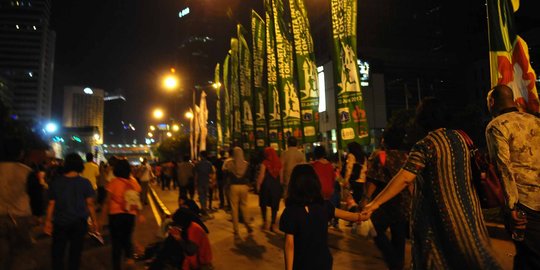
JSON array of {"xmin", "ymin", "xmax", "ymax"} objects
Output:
[
  {"xmin": 153, "ymin": 108, "xmax": 164, "ymax": 119},
  {"xmin": 149, "ymin": 125, "xmax": 156, "ymax": 131},
  {"xmin": 185, "ymin": 111, "xmax": 194, "ymax": 119},
  {"xmin": 166, "ymin": 132, "xmax": 172, "ymax": 137},
  {"xmin": 212, "ymin": 82, "xmax": 221, "ymax": 89},
  {"xmin": 45, "ymin": 122, "xmax": 58, "ymax": 133},
  {"xmin": 148, "ymin": 132, "xmax": 153, "ymax": 137},
  {"xmin": 172, "ymin": 124, "xmax": 180, "ymax": 132},
  {"xmin": 163, "ymin": 75, "xmax": 179, "ymax": 90}
]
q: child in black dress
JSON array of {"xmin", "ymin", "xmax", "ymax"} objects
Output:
[{"xmin": 279, "ymin": 164, "xmax": 362, "ymax": 270}]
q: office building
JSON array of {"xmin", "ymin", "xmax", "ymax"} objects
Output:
[
  {"xmin": 62, "ymin": 86, "xmax": 104, "ymax": 144},
  {"xmin": 0, "ymin": 0, "xmax": 56, "ymax": 122}
]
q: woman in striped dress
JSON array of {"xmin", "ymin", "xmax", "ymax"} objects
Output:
[{"xmin": 361, "ymin": 97, "xmax": 501, "ymax": 269}]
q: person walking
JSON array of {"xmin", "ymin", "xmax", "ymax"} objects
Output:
[
  {"xmin": 361, "ymin": 97, "xmax": 502, "ymax": 269},
  {"xmin": 342, "ymin": 142, "xmax": 367, "ymax": 205},
  {"xmin": 311, "ymin": 146, "xmax": 335, "ymax": 201},
  {"xmin": 195, "ymin": 151, "xmax": 214, "ymax": 217},
  {"xmin": 139, "ymin": 158, "xmax": 153, "ymax": 205},
  {"xmin": 223, "ymin": 147, "xmax": 253, "ymax": 237},
  {"xmin": 279, "ymin": 164, "xmax": 362, "ymax": 270},
  {"xmin": 363, "ymin": 129, "xmax": 410, "ymax": 270},
  {"xmin": 213, "ymin": 151, "xmax": 227, "ymax": 209},
  {"xmin": 0, "ymin": 138, "xmax": 37, "ymax": 270},
  {"xmin": 280, "ymin": 136, "xmax": 305, "ymax": 192},
  {"xmin": 44, "ymin": 153, "xmax": 99, "ymax": 270},
  {"xmin": 256, "ymin": 147, "xmax": 282, "ymax": 232},
  {"xmin": 101, "ymin": 159, "xmax": 142, "ymax": 270},
  {"xmin": 485, "ymin": 85, "xmax": 540, "ymax": 270},
  {"xmin": 81, "ymin": 153, "xmax": 99, "ymax": 192},
  {"xmin": 177, "ymin": 155, "xmax": 195, "ymax": 200},
  {"xmin": 97, "ymin": 161, "xmax": 108, "ymax": 206}
]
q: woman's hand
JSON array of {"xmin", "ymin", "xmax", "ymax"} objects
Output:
[{"xmin": 359, "ymin": 202, "xmax": 379, "ymax": 221}]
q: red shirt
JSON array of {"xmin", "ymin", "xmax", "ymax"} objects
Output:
[
  {"xmin": 183, "ymin": 222, "xmax": 212, "ymax": 270},
  {"xmin": 312, "ymin": 160, "xmax": 335, "ymax": 200}
]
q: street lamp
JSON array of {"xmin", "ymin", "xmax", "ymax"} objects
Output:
[
  {"xmin": 172, "ymin": 124, "xmax": 180, "ymax": 132},
  {"xmin": 166, "ymin": 132, "xmax": 172, "ymax": 137},
  {"xmin": 153, "ymin": 108, "xmax": 164, "ymax": 119},
  {"xmin": 149, "ymin": 125, "xmax": 156, "ymax": 131},
  {"xmin": 148, "ymin": 132, "xmax": 153, "ymax": 137},
  {"xmin": 162, "ymin": 75, "xmax": 179, "ymax": 90},
  {"xmin": 212, "ymin": 82, "xmax": 221, "ymax": 89},
  {"xmin": 185, "ymin": 111, "xmax": 194, "ymax": 119}
]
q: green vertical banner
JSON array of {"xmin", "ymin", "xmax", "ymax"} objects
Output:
[
  {"xmin": 273, "ymin": 0, "xmax": 302, "ymax": 142},
  {"xmin": 230, "ymin": 38, "xmax": 242, "ymax": 146},
  {"xmin": 251, "ymin": 10, "xmax": 267, "ymax": 148},
  {"xmin": 238, "ymin": 24, "xmax": 255, "ymax": 151},
  {"xmin": 222, "ymin": 53, "xmax": 231, "ymax": 149},
  {"xmin": 264, "ymin": 0, "xmax": 283, "ymax": 151},
  {"xmin": 330, "ymin": 0, "xmax": 369, "ymax": 148},
  {"xmin": 289, "ymin": 0, "xmax": 319, "ymax": 143},
  {"xmin": 214, "ymin": 63, "xmax": 223, "ymax": 150}
]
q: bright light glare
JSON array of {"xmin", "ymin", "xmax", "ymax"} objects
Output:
[
  {"xmin": 163, "ymin": 75, "xmax": 179, "ymax": 90},
  {"xmin": 45, "ymin": 123, "xmax": 58, "ymax": 133},
  {"xmin": 212, "ymin": 82, "xmax": 221, "ymax": 89},
  {"xmin": 166, "ymin": 132, "xmax": 172, "ymax": 137},
  {"xmin": 83, "ymin": 87, "xmax": 93, "ymax": 94},
  {"xmin": 153, "ymin": 109, "xmax": 164, "ymax": 119},
  {"xmin": 172, "ymin": 125, "xmax": 180, "ymax": 131},
  {"xmin": 185, "ymin": 111, "xmax": 194, "ymax": 119},
  {"xmin": 150, "ymin": 125, "xmax": 156, "ymax": 131},
  {"xmin": 148, "ymin": 132, "xmax": 153, "ymax": 137},
  {"xmin": 93, "ymin": 133, "xmax": 100, "ymax": 140}
]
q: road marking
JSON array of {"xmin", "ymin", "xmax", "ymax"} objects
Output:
[{"xmin": 148, "ymin": 192, "xmax": 162, "ymax": 226}]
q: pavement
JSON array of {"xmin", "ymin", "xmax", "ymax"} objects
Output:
[{"xmin": 29, "ymin": 182, "xmax": 515, "ymax": 269}]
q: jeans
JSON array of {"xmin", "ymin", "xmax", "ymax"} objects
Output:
[
  {"xmin": 514, "ymin": 205, "xmax": 540, "ymax": 270},
  {"xmin": 230, "ymin": 184, "xmax": 251, "ymax": 234},
  {"xmin": 140, "ymin": 181, "xmax": 150, "ymax": 204},
  {"xmin": 372, "ymin": 211, "xmax": 407, "ymax": 270},
  {"xmin": 0, "ymin": 215, "xmax": 36, "ymax": 270},
  {"xmin": 52, "ymin": 219, "xmax": 88, "ymax": 270},
  {"xmin": 109, "ymin": 214, "xmax": 136, "ymax": 270}
]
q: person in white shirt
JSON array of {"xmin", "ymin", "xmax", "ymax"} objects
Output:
[
  {"xmin": 81, "ymin": 153, "xmax": 99, "ymax": 191},
  {"xmin": 139, "ymin": 158, "xmax": 153, "ymax": 205}
]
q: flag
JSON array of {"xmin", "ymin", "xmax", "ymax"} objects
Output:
[
  {"xmin": 331, "ymin": 0, "xmax": 369, "ymax": 148},
  {"xmin": 230, "ymin": 38, "xmax": 242, "ymax": 146},
  {"xmin": 223, "ymin": 53, "xmax": 232, "ymax": 148},
  {"xmin": 199, "ymin": 91, "xmax": 208, "ymax": 151},
  {"xmin": 189, "ymin": 107, "xmax": 194, "ymax": 159},
  {"xmin": 264, "ymin": 0, "xmax": 283, "ymax": 151},
  {"xmin": 487, "ymin": 0, "xmax": 539, "ymax": 113},
  {"xmin": 214, "ymin": 63, "xmax": 223, "ymax": 150},
  {"xmin": 252, "ymin": 10, "xmax": 268, "ymax": 148},
  {"xmin": 289, "ymin": 0, "xmax": 319, "ymax": 143},
  {"xmin": 273, "ymin": 0, "xmax": 302, "ymax": 142},
  {"xmin": 193, "ymin": 105, "xmax": 200, "ymax": 157},
  {"xmin": 238, "ymin": 24, "xmax": 255, "ymax": 151}
]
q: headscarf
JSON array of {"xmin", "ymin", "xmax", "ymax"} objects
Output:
[
  {"xmin": 263, "ymin": 147, "xmax": 282, "ymax": 178},
  {"xmin": 231, "ymin": 147, "xmax": 248, "ymax": 178}
]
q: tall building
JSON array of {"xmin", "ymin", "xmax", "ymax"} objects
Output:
[
  {"xmin": 103, "ymin": 92, "xmax": 131, "ymax": 144},
  {"xmin": 62, "ymin": 86, "xmax": 104, "ymax": 144},
  {"xmin": 0, "ymin": 0, "xmax": 56, "ymax": 122}
]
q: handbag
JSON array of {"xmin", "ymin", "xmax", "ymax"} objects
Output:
[{"xmin": 457, "ymin": 130, "xmax": 505, "ymax": 208}]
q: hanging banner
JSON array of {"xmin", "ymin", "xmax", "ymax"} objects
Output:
[
  {"xmin": 189, "ymin": 107, "xmax": 194, "ymax": 159},
  {"xmin": 290, "ymin": 0, "xmax": 319, "ymax": 143},
  {"xmin": 238, "ymin": 24, "xmax": 255, "ymax": 151},
  {"xmin": 230, "ymin": 38, "xmax": 242, "ymax": 146},
  {"xmin": 214, "ymin": 63, "xmax": 223, "ymax": 150},
  {"xmin": 330, "ymin": 0, "xmax": 369, "ymax": 148},
  {"xmin": 252, "ymin": 10, "xmax": 267, "ymax": 148},
  {"xmin": 273, "ymin": 0, "xmax": 302, "ymax": 142},
  {"xmin": 264, "ymin": 0, "xmax": 283, "ymax": 151},
  {"xmin": 199, "ymin": 91, "xmax": 208, "ymax": 151},
  {"xmin": 487, "ymin": 0, "xmax": 539, "ymax": 113},
  {"xmin": 222, "ymin": 53, "xmax": 231, "ymax": 149}
]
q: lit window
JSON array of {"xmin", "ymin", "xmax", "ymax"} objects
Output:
[{"xmin": 318, "ymin": 66, "xmax": 326, "ymax": 112}]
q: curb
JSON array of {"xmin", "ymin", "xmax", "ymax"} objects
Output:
[{"xmin": 149, "ymin": 186, "xmax": 171, "ymax": 217}]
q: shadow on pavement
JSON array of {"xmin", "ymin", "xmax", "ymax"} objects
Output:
[{"xmin": 231, "ymin": 235, "xmax": 267, "ymax": 260}]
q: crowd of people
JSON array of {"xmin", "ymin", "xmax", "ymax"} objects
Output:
[{"xmin": 1, "ymin": 85, "xmax": 538, "ymax": 270}]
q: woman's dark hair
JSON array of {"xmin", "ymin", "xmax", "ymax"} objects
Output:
[
  {"xmin": 285, "ymin": 164, "xmax": 323, "ymax": 206},
  {"xmin": 313, "ymin": 146, "xmax": 327, "ymax": 160},
  {"xmin": 346, "ymin": 141, "xmax": 366, "ymax": 162},
  {"xmin": 382, "ymin": 128, "xmax": 405, "ymax": 150},
  {"xmin": 113, "ymin": 159, "xmax": 131, "ymax": 179},
  {"xmin": 63, "ymin": 153, "xmax": 85, "ymax": 173},
  {"xmin": 415, "ymin": 97, "xmax": 448, "ymax": 131}
]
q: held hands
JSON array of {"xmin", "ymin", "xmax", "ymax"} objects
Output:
[{"xmin": 359, "ymin": 202, "xmax": 379, "ymax": 222}]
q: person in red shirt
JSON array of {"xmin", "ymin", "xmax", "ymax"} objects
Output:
[
  {"xmin": 171, "ymin": 208, "xmax": 212, "ymax": 270},
  {"xmin": 311, "ymin": 146, "xmax": 335, "ymax": 200}
]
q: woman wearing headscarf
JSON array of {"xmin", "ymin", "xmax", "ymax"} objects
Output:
[
  {"xmin": 223, "ymin": 147, "xmax": 252, "ymax": 237},
  {"xmin": 256, "ymin": 147, "xmax": 283, "ymax": 232}
]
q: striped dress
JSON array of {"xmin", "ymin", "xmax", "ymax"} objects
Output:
[{"xmin": 403, "ymin": 128, "xmax": 502, "ymax": 270}]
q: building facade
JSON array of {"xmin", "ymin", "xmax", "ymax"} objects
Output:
[
  {"xmin": 62, "ymin": 86, "xmax": 104, "ymax": 144},
  {"xmin": 0, "ymin": 0, "xmax": 55, "ymax": 122}
]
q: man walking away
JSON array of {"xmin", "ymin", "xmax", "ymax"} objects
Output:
[
  {"xmin": 81, "ymin": 152, "xmax": 100, "ymax": 192},
  {"xmin": 213, "ymin": 151, "xmax": 227, "ymax": 209},
  {"xmin": 139, "ymin": 158, "xmax": 153, "ymax": 205},
  {"xmin": 486, "ymin": 84, "xmax": 540, "ymax": 270},
  {"xmin": 195, "ymin": 151, "xmax": 215, "ymax": 217},
  {"xmin": 280, "ymin": 137, "xmax": 306, "ymax": 192},
  {"xmin": 177, "ymin": 155, "xmax": 195, "ymax": 200}
]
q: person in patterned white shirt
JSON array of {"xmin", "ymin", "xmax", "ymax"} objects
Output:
[{"xmin": 486, "ymin": 84, "xmax": 540, "ymax": 270}]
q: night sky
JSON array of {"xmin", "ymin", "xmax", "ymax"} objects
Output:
[{"xmin": 49, "ymin": 0, "xmax": 540, "ymax": 143}]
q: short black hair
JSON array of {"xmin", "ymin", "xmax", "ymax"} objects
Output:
[
  {"xmin": 415, "ymin": 97, "xmax": 448, "ymax": 131},
  {"xmin": 287, "ymin": 136, "xmax": 298, "ymax": 147},
  {"xmin": 85, "ymin": 152, "xmax": 94, "ymax": 162},
  {"xmin": 347, "ymin": 141, "xmax": 366, "ymax": 162},
  {"xmin": 113, "ymin": 159, "xmax": 131, "ymax": 179},
  {"xmin": 313, "ymin": 146, "xmax": 327, "ymax": 160},
  {"xmin": 63, "ymin": 153, "xmax": 85, "ymax": 173},
  {"xmin": 200, "ymin": 151, "xmax": 208, "ymax": 159},
  {"xmin": 285, "ymin": 164, "xmax": 323, "ymax": 206}
]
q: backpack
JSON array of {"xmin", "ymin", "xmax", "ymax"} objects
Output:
[
  {"xmin": 118, "ymin": 178, "xmax": 142, "ymax": 212},
  {"xmin": 457, "ymin": 130, "xmax": 505, "ymax": 209}
]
